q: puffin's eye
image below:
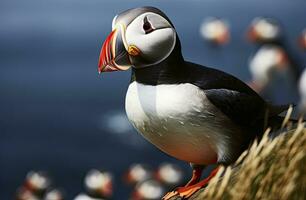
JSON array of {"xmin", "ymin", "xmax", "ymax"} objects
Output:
[{"xmin": 143, "ymin": 17, "xmax": 154, "ymax": 34}]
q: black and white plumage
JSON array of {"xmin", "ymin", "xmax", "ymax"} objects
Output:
[
  {"xmin": 44, "ymin": 189, "xmax": 65, "ymax": 200},
  {"xmin": 124, "ymin": 164, "xmax": 153, "ymax": 185},
  {"xmin": 132, "ymin": 179, "xmax": 165, "ymax": 200},
  {"xmin": 299, "ymin": 28, "xmax": 306, "ymax": 50},
  {"xmin": 299, "ymin": 69, "xmax": 306, "ymax": 113},
  {"xmin": 200, "ymin": 17, "xmax": 230, "ymax": 45},
  {"xmin": 84, "ymin": 169, "xmax": 113, "ymax": 199},
  {"xmin": 24, "ymin": 171, "xmax": 51, "ymax": 196},
  {"xmin": 247, "ymin": 17, "xmax": 303, "ymax": 91},
  {"xmin": 248, "ymin": 44, "xmax": 290, "ymax": 91},
  {"xmin": 98, "ymin": 6, "xmax": 290, "ymax": 198},
  {"xmin": 155, "ymin": 163, "xmax": 184, "ymax": 187}
]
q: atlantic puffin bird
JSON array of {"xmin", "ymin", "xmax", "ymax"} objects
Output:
[
  {"xmin": 248, "ymin": 44, "xmax": 289, "ymax": 92},
  {"xmin": 299, "ymin": 69, "xmax": 306, "ymax": 114},
  {"xmin": 16, "ymin": 187, "xmax": 39, "ymax": 200},
  {"xmin": 74, "ymin": 194, "xmax": 104, "ymax": 200},
  {"xmin": 155, "ymin": 163, "xmax": 184, "ymax": 187},
  {"xmin": 131, "ymin": 179, "xmax": 165, "ymax": 200},
  {"xmin": 199, "ymin": 17, "xmax": 230, "ymax": 45},
  {"xmin": 84, "ymin": 169, "xmax": 113, "ymax": 199},
  {"xmin": 98, "ymin": 7, "xmax": 290, "ymax": 199},
  {"xmin": 246, "ymin": 17, "xmax": 303, "ymax": 91},
  {"xmin": 124, "ymin": 163, "xmax": 153, "ymax": 185},
  {"xmin": 44, "ymin": 188, "xmax": 65, "ymax": 200},
  {"xmin": 247, "ymin": 17, "xmax": 282, "ymax": 43},
  {"xmin": 298, "ymin": 28, "xmax": 306, "ymax": 50},
  {"xmin": 24, "ymin": 171, "xmax": 51, "ymax": 197}
]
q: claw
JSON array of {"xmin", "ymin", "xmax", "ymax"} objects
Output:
[
  {"xmin": 162, "ymin": 185, "xmax": 202, "ymax": 200},
  {"xmin": 162, "ymin": 191, "xmax": 179, "ymax": 200},
  {"xmin": 162, "ymin": 167, "xmax": 220, "ymax": 200},
  {"xmin": 178, "ymin": 186, "xmax": 201, "ymax": 198}
]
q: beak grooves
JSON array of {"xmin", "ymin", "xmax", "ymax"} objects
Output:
[
  {"xmin": 98, "ymin": 30, "xmax": 118, "ymax": 73},
  {"xmin": 98, "ymin": 24, "xmax": 132, "ymax": 73}
]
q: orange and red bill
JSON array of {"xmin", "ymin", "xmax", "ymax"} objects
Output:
[{"xmin": 98, "ymin": 25, "xmax": 132, "ymax": 73}]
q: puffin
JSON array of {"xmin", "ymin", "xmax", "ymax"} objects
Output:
[
  {"xmin": 199, "ymin": 17, "xmax": 230, "ymax": 46},
  {"xmin": 155, "ymin": 163, "xmax": 184, "ymax": 188},
  {"xmin": 98, "ymin": 7, "xmax": 291, "ymax": 199},
  {"xmin": 248, "ymin": 44, "xmax": 290, "ymax": 92},
  {"xmin": 84, "ymin": 169, "xmax": 113, "ymax": 199},
  {"xmin": 131, "ymin": 179, "xmax": 165, "ymax": 200},
  {"xmin": 74, "ymin": 194, "xmax": 104, "ymax": 200},
  {"xmin": 24, "ymin": 171, "xmax": 51, "ymax": 197},
  {"xmin": 15, "ymin": 187, "xmax": 39, "ymax": 200},
  {"xmin": 247, "ymin": 17, "xmax": 282, "ymax": 43},
  {"xmin": 246, "ymin": 17, "xmax": 303, "ymax": 92},
  {"xmin": 298, "ymin": 28, "xmax": 306, "ymax": 50},
  {"xmin": 299, "ymin": 69, "xmax": 306, "ymax": 114},
  {"xmin": 124, "ymin": 163, "xmax": 153, "ymax": 185},
  {"xmin": 44, "ymin": 188, "xmax": 65, "ymax": 200}
]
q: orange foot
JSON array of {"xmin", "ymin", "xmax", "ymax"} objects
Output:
[
  {"xmin": 162, "ymin": 185, "xmax": 202, "ymax": 199},
  {"xmin": 162, "ymin": 167, "xmax": 219, "ymax": 200}
]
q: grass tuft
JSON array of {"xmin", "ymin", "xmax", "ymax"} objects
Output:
[{"xmin": 196, "ymin": 120, "xmax": 306, "ymax": 200}]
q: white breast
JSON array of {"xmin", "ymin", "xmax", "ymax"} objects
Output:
[{"xmin": 125, "ymin": 82, "xmax": 237, "ymax": 165}]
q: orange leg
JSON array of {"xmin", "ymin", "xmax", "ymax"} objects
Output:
[
  {"xmin": 163, "ymin": 167, "xmax": 219, "ymax": 200},
  {"xmin": 185, "ymin": 165, "xmax": 204, "ymax": 187}
]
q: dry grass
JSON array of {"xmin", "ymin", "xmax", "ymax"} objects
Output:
[{"xmin": 196, "ymin": 117, "xmax": 306, "ymax": 200}]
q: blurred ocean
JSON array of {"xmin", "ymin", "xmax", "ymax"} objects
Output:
[{"xmin": 0, "ymin": 0, "xmax": 305, "ymax": 199}]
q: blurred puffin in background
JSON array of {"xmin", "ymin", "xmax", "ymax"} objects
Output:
[
  {"xmin": 247, "ymin": 17, "xmax": 303, "ymax": 94},
  {"xmin": 16, "ymin": 171, "xmax": 53, "ymax": 200},
  {"xmin": 16, "ymin": 187, "xmax": 40, "ymax": 200},
  {"xmin": 84, "ymin": 169, "xmax": 113, "ymax": 199},
  {"xmin": 155, "ymin": 163, "xmax": 184, "ymax": 188},
  {"xmin": 130, "ymin": 179, "xmax": 165, "ymax": 200},
  {"xmin": 298, "ymin": 28, "xmax": 306, "ymax": 50},
  {"xmin": 123, "ymin": 163, "xmax": 153, "ymax": 185},
  {"xmin": 199, "ymin": 17, "xmax": 230, "ymax": 46},
  {"xmin": 248, "ymin": 45, "xmax": 289, "ymax": 92},
  {"xmin": 98, "ymin": 7, "xmax": 295, "ymax": 199},
  {"xmin": 74, "ymin": 169, "xmax": 112, "ymax": 200},
  {"xmin": 299, "ymin": 69, "xmax": 306, "ymax": 115},
  {"xmin": 247, "ymin": 17, "xmax": 281, "ymax": 43},
  {"xmin": 74, "ymin": 194, "xmax": 104, "ymax": 200},
  {"xmin": 25, "ymin": 171, "xmax": 51, "ymax": 195},
  {"xmin": 44, "ymin": 188, "xmax": 65, "ymax": 200}
]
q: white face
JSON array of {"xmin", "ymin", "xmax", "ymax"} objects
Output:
[
  {"xmin": 114, "ymin": 12, "xmax": 176, "ymax": 68},
  {"xmin": 253, "ymin": 18, "xmax": 280, "ymax": 40}
]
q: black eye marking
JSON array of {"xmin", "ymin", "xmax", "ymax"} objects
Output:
[{"xmin": 143, "ymin": 17, "xmax": 154, "ymax": 34}]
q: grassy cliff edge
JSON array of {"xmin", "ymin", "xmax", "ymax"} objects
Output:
[{"xmin": 170, "ymin": 119, "xmax": 306, "ymax": 200}]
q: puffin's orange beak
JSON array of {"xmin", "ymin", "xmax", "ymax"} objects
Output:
[{"xmin": 98, "ymin": 25, "xmax": 132, "ymax": 73}]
